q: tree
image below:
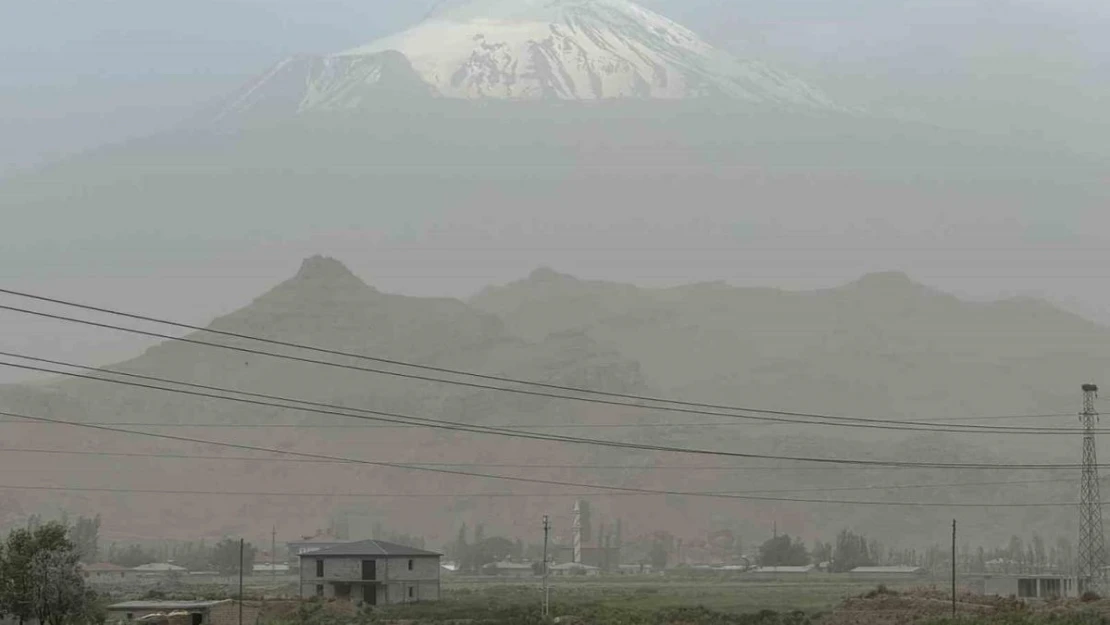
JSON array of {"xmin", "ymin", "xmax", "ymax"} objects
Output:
[
  {"xmin": 69, "ymin": 516, "xmax": 100, "ymax": 564},
  {"xmin": 0, "ymin": 522, "xmax": 92, "ymax": 625},
  {"xmin": 649, "ymin": 532, "xmax": 671, "ymax": 571},
  {"xmin": 110, "ymin": 545, "xmax": 156, "ymax": 569},
  {"xmin": 175, "ymin": 541, "xmax": 213, "ymax": 572},
  {"xmin": 832, "ymin": 529, "xmax": 873, "ymax": 572},
  {"xmin": 211, "ymin": 539, "xmax": 256, "ymax": 577},
  {"xmin": 812, "ymin": 541, "xmax": 833, "ymax": 566},
  {"xmin": 1032, "ymin": 534, "xmax": 1047, "ymax": 572},
  {"xmin": 758, "ymin": 534, "xmax": 809, "ymax": 567},
  {"xmin": 472, "ymin": 537, "xmax": 515, "ymax": 569},
  {"xmin": 453, "ymin": 524, "xmax": 468, "ymax": 564},
  {"xmin": 30, "ymin": 548, "xmax": 92, "ymax": 625}
]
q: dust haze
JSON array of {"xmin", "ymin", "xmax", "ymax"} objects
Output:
[{"xmin": 1, "ymin": 0, "xmax": 1109, "ymax": 622}]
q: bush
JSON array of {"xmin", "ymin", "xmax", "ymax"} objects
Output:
[{"xmin": 863, "ymin": 584, "xmax": 898, "ymax": 599}]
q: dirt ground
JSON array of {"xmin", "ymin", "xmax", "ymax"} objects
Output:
[{"xmin": 821, "ymin": 587, "xmax": 1110, "ymax": 625}]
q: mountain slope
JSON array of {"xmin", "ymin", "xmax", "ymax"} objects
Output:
[
  {"xmin": 1, "ymin": 259, "xmax": 1107, "ymax": 547},
  {"xmin": 472, "ymin": 268, "xmax": 1110, "ymax": 421},
  {"xmin": 218, "ymin": 0, "xmax": 833, "ymax": 116}
]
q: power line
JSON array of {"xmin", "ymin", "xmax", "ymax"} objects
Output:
[
  {"xmin": 0, "ymin": 357, "xmax": 1101, "ymax": 482},
  {"xmin": 0, "ymin": 407, "xmax": 1102, "ymax": 472},
  {"xmin": 0, "ymin": 409, "xmax": 1093, "ymax": 507},
  {"xmin": 0, "ymin": 447, "xmax": 1090, "ymax": 489},
  {"xmin": 0, "ymin": 293, "xmax": 1074, "ymax": 429},
  {"xmin": 0, "ymin": 419, "xmax": 999, "ymax": 430},
  {"xmin": 0, "ymin": 446, "xmax": 1094, "ymax": 473},
  {"xmin": 0, "ymin": 351, "xmax": 1088, "ymax": 437},
  {"xmin": 0, "ymin": 477, "xmax": 1082, "ymax": 500}
]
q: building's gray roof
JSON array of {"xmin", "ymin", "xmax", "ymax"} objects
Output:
[
  {"xmin": 302, "ymin": 539, "xmax": 441, "ymax": 558},
  {"xmin": 131, "ymin": 563, "xmax": 187, "ymax": 572},
  {"xmin": 750, "ymin": 565, "xmax": 815, "ymax": 573},
  {"xmin": 487, "ymin": 561, "xmax": 534, "ymax": 570},
  {"xmin": 551, "ymin": 562, "xmax": 599, "ymax": 570},
  {"xmin": 850, "ymin": 566, "xmax": 925, "ymax": 574},
  {"xmin": 107, "ymin": 601, "xmax": 229, "ymax": 611}
]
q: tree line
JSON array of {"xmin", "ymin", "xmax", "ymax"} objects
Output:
[
  {"xmin": 105, "ymin": 539, "xmax": 258, "ymax": 575},
  {"xmin": 755, "ymin": 529, "xmax": 1076, "ymax": 575}
]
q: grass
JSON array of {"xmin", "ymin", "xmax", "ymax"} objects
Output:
[
  {"xmin": 442, "ymin": 576, "xmax": 922, "ymax": 614},
  {"xmin": 278, "ymin": 578, "xmax": 926, "ymax": 625}
]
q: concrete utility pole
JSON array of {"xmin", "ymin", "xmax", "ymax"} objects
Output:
[
  {"xmin": 573, "ymin": 501, "xmax": 582, "ymax": 564},
  {"xmin": 542, "ymin": 515, "xmax": 551, "ymax": 618},
  {"xmin": 272, "ymin": 526, "xmax": 277, "ymax": 582},
  {"xmin": 238, "ymin": 538, "xmax": 245, "ymax": 625},
  {"xmin": 951, "ymin": 520, "xmax": 957, "ymax": 618},
  {"xmin": 1078, "ymin": 384, "xmax": 1106, "ymax": 594}
]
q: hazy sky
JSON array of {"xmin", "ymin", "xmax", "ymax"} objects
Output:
[{"xmin": 1, "ymin": 0, "xmax": 1109, "ymax": 383}]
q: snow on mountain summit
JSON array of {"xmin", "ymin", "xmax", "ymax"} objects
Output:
[
  {"xmin": 346, "ymin": 0, "xmax": 832, "ymax": 103},
  {"xmin": 217, "ymin": 0, "xmax": 834, "ymax": 116}
]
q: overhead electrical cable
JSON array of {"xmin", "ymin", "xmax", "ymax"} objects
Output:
[
  {"xmin": 0, "ymin": 477, "xmax": 1080, "ymax": 499},
  {"xmin": 0, "ymin": 326, "xmax": 1076, "ymax": 435},
  {"xmin": 0, "ymin": 406, "xmax": 1099, "ymax": 471},
  {"xmin": 0, "ymin": 357, "xmax": 1098, "ymax": 455},
  {"xmin": 0, "ymin": 447, "xmax": 1094, "ymax": 489},
  {"xmin": 0, "ymin": 408, "xmax": 1095, "ymax": 506},
  {"xmin": 0, "ymin": 292, "xmax": 1073, "ymax": 428}
]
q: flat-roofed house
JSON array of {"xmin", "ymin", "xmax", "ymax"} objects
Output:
[{"xmin": 299, "ymin": 539, "xmax": 441, "ymax": 605}]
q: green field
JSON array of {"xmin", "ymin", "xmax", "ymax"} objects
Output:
[
  {"xmin": 443, "ymin": 576, "xmax": 923, "ymax": 613},
  {"xmin": 276, "ymin": 576, "xmax": 931, "ymax": 625}
]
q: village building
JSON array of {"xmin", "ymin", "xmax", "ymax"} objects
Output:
[
  {"xmin": 105, "ymin": 600, "xmax": 258, "ymax": 625},
  {"xmin": 286, "ymin": 531, "xmax": 349, "ymax": 563},
  {"xmin": 550, "ymin": 562, "xmax": 601, "ymax": 577},
  {"xmin": 298, "ymin": 539, "xmax": 441, "ymax": 605},
  {"xmin": 749, "ymin": 565, "xmax": 816, "ymax": 575},
  {"xmin": 849, "ymin": 566, "xmax": 926, "ymax": 577},
  {"xmin": 82, "ymin": 562, "xmax": 131, "ymax": 580},
  {"xmin": 482, "ymin": 561, "xmax": 535, "ymax": 578},
  {"xmin": 616, "ymin": 563, "xmax": 654, "ymax": 575},
  {"xmin": 980, "ymin": 575, "xmax": 1079, "ymax": 599},
  {"xmin": 132, "ymin": 563, "xmax": 187, "ymax": 576}
]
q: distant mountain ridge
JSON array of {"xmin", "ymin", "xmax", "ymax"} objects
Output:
[{"xmin": 1, "ymin": 258, "xmax": 1107, "ymax": 545}]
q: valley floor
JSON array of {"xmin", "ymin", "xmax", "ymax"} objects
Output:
[{"xmin": 103, "ymin": 575, "xmax": 1110, "ymax": 625}]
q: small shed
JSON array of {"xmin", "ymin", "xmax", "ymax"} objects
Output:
[
  {"xmin": 749, "ymin": 565, "xmax": 815, "ymax": 575},
  {"xmin": 132, "ymin": 563, "xmax": 187, "ymax": 576},
  {"xmin": 482, "ymin": 561, "xmax": 535, "ymax": 578},
  {"xmin": 982, "ymin": 575, "xmax": 1079, "ymax": 599},
  {"xmin": 105, "ymin": 600, "xmax": 255, "ymax": 625},
  {"xmin": 252, "ymin": 563, "xmax": 291, "ymax": 574},
  {"xmin": 550, "ymin": 562, "xmax": 601, "ymax": 577},
  {"xmin": 849, "ymin": 566, "xmax": 926, "ymax": 577},
  {"xmin": 616, "ymin": 563, "xmax": 653, "ymax": 575},
  {"xmin": 82, "ymin": 563, "xmax": 131, "ymax": 580}
]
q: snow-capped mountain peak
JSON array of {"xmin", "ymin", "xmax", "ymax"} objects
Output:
[{"xmin": 217, "ymin": 0, "xmax": 834, "ymax": 117}]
